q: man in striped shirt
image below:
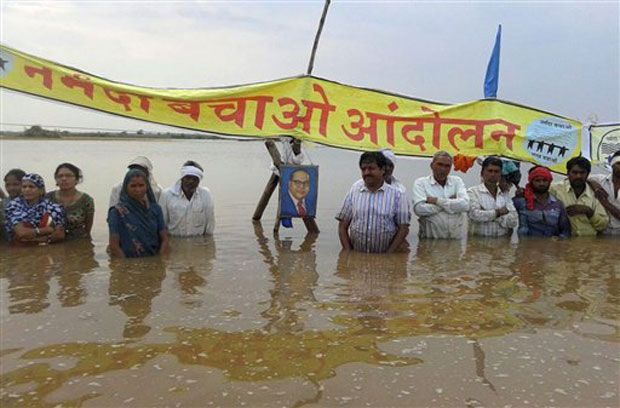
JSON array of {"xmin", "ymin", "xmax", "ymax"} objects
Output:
[{"xmin": 337, "ymin": 152, "xmax": 411, "ymax": 253}]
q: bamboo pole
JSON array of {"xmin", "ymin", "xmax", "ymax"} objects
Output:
[{"xmin": 306, "ymin": 0, "xmax": 332, "ymax": 75}]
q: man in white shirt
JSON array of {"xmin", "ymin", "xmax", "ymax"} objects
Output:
[
  {"xmin": 467, "ymin": 156, "xmax": 518, "ymax": 237},
  {"xmin": 158, "ymin": 161, "xmax": 215, "ymax": 237},
  {"xmin": 589, "ymin": 150, "xmax": 620, "ymax": 235},
  {"xmin": 412, "ymin": 151, "xmax": 470, "ymax": 239}
]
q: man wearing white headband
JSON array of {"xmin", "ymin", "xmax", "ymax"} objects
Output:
[
  {"xmin": 589, "ymin": 150, "xmax": 620, "ymax": 235},
  {"xmin": 158, "ymin": 160, "xmax": 215, "ymax": 236}
]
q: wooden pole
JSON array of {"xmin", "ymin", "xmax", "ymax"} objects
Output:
[
  {"xmin": 302, "ymin": 217, "xmax": 320, "ymax": 234},
  {"xmin": 306, "ymin": 0, "xmax": 331, "ymax": 76},
  {"xmin": 252, "ymin": 140, "xmax": 284, "ymax": 221},
  {"xmin": 252, "ymin": 173, "xmax": 279, "ymax": 221}
]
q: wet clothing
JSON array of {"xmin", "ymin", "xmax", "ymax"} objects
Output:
[
  {"xmin": 550, "ymin": 180, "xmax": 609, "ymax": 236},
  {"xmin": 412, "ymin": 175, "xmax": 470, "ymax": 239},
  {"xmin": 589, "ymin": 173, "xmax": 620, "ymax": 235},
  {"xmin": 0, "ymin": 198, "xmax": 10, "ymax": 241},
  {"xmin": 4, "ymin": 196, "xmax": 65, "ymax": 239},
  {"xmin": 336, "ymin": 181, "xmax": 410, "ymax": 253},
  {"xmin": 159, "ymin": 186, "xmax": 215, "ymax": 236},
  {"xmin": 513, "ymin": 195, "xmax": 571, "ymax": 238},
  {"xmin": 46, "ymin": 191, "xmax": 95, "ymax": 239},
  {"xmin": 107, "ymin": 169, "xmax": 167, "ymax": 257},
  {"xmin": 467, "ymin": 183, "xmax": 518, "ymax": 237}
]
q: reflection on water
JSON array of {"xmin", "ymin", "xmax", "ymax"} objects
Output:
[
  {"xmin": 1, "ymin": 240, "xmax": 98, "ymax": 314},
  {"xmin": 2, "ymin": 236, "xmax": 617, "ymax": 406},
  {"xmin": 108, "ymin": 258, "xmax": 166, "ymax": 339},
  {"xmin": 1, "ymin": 140, "xmax": 618, "ymax": 407},
  {"xmin": 255, "ymin": 222, "xmax": 319, "ymax": 334}
]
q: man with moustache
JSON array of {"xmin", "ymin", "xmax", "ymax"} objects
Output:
[
  {"xmin": 513, "ymin": 166, "xmax": 571, "ymax": 238},
  {"xmin": 467, "ymin": 156, "xmax": 518, "ymax": 237},
  {"xmin": 348, "ymin": 149, "xmax": 407, "ymax": 193},
  {"xmin": 550, "ymin": 157, "xmax": 608, "ymax": 236},
  {"xmin": 589, "ymin": 150, "xmax": 620, "ymax": 235},
  {"xmin": 336, "ymin": 152, "xmax": 410, "ymax": 253},
  {"xmin": 158, "ymin": 160, "xmax": 215, "ymax": 236},
  {"xmin": 412, "ymin": 151, "xmax": 470, "ymax": 239}
]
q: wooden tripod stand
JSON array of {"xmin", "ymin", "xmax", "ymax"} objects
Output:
[{"xmin": 252, "ymin": 140, "xmax": 320, "ymax": 234}]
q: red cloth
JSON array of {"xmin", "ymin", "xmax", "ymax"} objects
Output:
[
  {"xmin": 39, "ymin": 213, "xmax": 50, "ymax": 228},
  {"xmin": 524, "ymin": 167, "xmax": 553, "ymax": 210}
]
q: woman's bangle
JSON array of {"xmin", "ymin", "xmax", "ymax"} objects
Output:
[{"xmin": 34, "ymin": 226, "xmax": 41, "ymax": 237}]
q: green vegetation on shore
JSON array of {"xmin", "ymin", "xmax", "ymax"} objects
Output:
[{"xmin": 0, "ymin": 125, "xmax": 234, "ymax": 140}]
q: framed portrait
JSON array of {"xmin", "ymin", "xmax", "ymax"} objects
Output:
[{"xmin": 279, "ymin": 165, "xmax": 318, "ymax": 218}]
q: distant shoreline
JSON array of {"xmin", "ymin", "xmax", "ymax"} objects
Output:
[{"xmin": 0, "ymin": 130, "xmax": 265, "ymax": 142}]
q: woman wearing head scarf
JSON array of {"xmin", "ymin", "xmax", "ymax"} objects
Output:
[
  {"xmin": 107, "ymin": 169, "xmax": 169, "ymax": 258},
  {"xmin": 5, "ymin": 173, "xmax": 66, "ymax": 244},
  {"xmin": 109, "ymin": 156, "xmax": 162, "ymax": 208}
]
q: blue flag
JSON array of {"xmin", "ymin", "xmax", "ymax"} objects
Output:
[{"xmin": 484, "ymin": 24, "xmax": 502, "ymax": 98}]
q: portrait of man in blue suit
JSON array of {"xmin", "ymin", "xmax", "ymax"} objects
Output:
[{"xmin": 280, "ymin": 165, "xmax": 318, "ymax": 218}]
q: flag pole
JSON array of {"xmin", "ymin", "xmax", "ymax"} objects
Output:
[{"xmin": 307, "ymin": 0, "xmax": 331, "ymax": 75}]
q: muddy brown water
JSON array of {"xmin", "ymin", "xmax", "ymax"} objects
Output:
[{"xmin": 1, "ymin": 139, "xmax": 618, "ymax": 407}]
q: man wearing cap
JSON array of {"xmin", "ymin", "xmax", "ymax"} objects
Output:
[
  {"xmin": 158, "ymin": 160, "xmax": 215, "ymax": 236},
  {"xmin": 588, "ymin": 150, "xmax": 620, "ymax": 235},
  {"xmin": 513, "ymin": 166, "xmax": 571, "ymax": 237},
  {"xmin": 412, "ymin": 151, "xmax": 470, "ymax": 239},
  {"xmin": 550, "ymin": 157, "xmax": 608, "ymax": 236},
  {"xmin": 109, "ymin": 156, "xmax": 163, "ymax": 208}
]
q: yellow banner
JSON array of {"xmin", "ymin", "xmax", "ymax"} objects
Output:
[
  {"xmin": 0, "ymin": 44, "xmax": 581, "ymax": 173},
  {"xmin": 589, "ymin": 123, "xmax": 620, "ymax": 164}
]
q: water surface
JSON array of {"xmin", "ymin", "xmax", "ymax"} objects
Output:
[{"xmin": 1, "ymin": 139, "xmax": 618, "ymax": 407}]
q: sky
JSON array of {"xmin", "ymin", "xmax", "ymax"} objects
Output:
[{"xmin": 0, "ymin": 0, "xmax": 618, "ymax": 134}]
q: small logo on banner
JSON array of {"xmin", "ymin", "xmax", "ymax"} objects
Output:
[
  {"xmin": 524, "ymin": 118, "xmax": 577, "ymax": 166},
  {"xmin": 595, "ymin": 128, "xmax": 620, "ymax": 166},
  {"xmin": 0, "ymin": 50, "xmax": 14, "ymax": 78}
]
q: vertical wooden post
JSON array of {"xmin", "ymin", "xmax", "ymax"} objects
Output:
[
  {"xmin": 252, "ymin": 173, "xmax": 279, "ymax": 221},
  {"xmin": 302, "ymin": 217, "xmax": 320, "ymax": 234},
  {"xmin": 252, "ymin": 140, "xmax": 283, "ymax": 221}
]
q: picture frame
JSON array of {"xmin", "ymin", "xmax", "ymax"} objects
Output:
[{"xmin": 278, "ymin": 165, "xmax": 318, "ymax": 218}]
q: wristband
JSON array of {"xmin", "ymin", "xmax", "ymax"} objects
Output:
[{"xmin": 34, "ymin": 226, "xmax": 41, "ymax": 236}]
